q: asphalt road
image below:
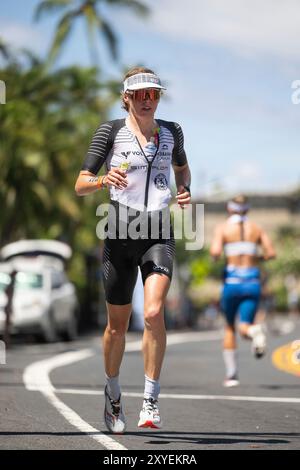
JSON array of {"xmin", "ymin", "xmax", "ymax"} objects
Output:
[{"xmin": 1, "ymin": 317, "xmax": 299, "ymax": 451}]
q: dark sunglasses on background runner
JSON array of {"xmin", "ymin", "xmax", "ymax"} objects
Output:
[{"xmin": 126, "ymin": 89, "xmax": 162, "ymax": 101}]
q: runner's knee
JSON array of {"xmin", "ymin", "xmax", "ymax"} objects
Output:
[
  {"xmin": 144, "ymin": 304, "xmax": 164, "ymax": 327},
  {"xmin": 106, "ymin": 323, "xmax": 128, "ymax": 338}
]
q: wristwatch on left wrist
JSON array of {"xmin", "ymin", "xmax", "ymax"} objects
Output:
[{"xmin": 184, "ymin": 185, "xmax": 191, "ymax": 195}]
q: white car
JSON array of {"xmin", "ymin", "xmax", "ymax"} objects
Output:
[{"xmin": 0, "ymin": 240, "xmax": 79, "ymax": 342}]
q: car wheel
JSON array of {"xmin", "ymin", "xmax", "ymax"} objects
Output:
[{"xmin": 61, "ymin": 311, "xmax": 78, "ymax": 342}]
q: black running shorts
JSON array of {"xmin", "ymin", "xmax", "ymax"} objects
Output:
[{"xmin": 102, "ymin": 236, "xmax": 175, "ymax": 305}]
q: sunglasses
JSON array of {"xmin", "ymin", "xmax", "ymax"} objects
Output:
[{"xmin": 126, "ymin": 88, "xmax": 162, "ymax": 101}]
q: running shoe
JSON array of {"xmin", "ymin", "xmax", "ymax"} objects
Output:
[
  {"xmin": 223, "ymin": 376, "xmax": 240, "ymax": 388},
  {"xmin": 104, "ymin": 386, "xmax": 126, "ymax": 434},
  {"xmin": 251, "ymin": 325, "xmax": 267, "ymax": 359},
  {"xmin": 138, "ymin": 398, "xmax": 162, "ymax": 429}
]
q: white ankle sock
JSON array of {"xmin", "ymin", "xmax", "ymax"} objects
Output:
[
  {"xmin": 144, "ymin": 375, "xmax": 160, "ymax": 400},
  {"xmin": 105, "ymin": 374, "xmax": 121, "ymax": 401},
  {"xmin": 223, "ymin": 349, "xmax": 238, "ymax": 379}
]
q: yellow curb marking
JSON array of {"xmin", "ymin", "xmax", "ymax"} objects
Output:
[{"xmin": 272, "ymin": 340, "xmax": 300, "ymax": 377}]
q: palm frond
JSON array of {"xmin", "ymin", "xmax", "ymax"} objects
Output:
[
  {"xmin": 83, "ymin": 5, "xmax": 101, "ymax": 64},
  {"xmin": 0, "ymin": 37, "xmax": 11, "ymax": 60},
  {"xmin": 34, "ymin": 0, "xmax": 72, "ymax": 21},
  {"xmin": 96, "ymin": 16, "xmax": 118, "ymax": 60},
  {"xmin": 20, "ymin": 49, "xmax": 43, "ymax": 67},
  {"xmin": 47, "ymin": 12, "xmax": 75, "ymax": 63},
  {"xmin": 104, "ymin": 0, "xmax": 149, "ymax": 17}
]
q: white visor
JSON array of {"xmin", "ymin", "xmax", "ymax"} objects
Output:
[
  {"xmin": 123, "ymin": 73, "xmax": 166, "ymax": 92},
  {"xmin": 227, "ymin": 201, "xmax": 249, "ymax": 213}
]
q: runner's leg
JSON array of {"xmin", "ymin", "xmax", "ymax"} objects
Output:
[
  {"xmin": 142, "ymin": 273, "xmax": 170, "ymax": 380},
  {"xmin": 103, "ymin": 303, "xmax": 132, "ymax": 379},
  {"xmin": 222, "ymin": 284, "xmax": 239, "ymax": 385}
]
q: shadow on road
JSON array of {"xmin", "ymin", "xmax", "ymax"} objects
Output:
[
  {"xmin": 123, "ymin": 431, "xmax": 298, "ymax": 446},
  {"xmin": 0, "ymin": 431, "xmax": 298, "ymax": 446},
  {"xmin": 259, "ymin": 384, "xmax": 300, "ymax": 391},
  {"xmin": 0, "ymin": 432, "xmax": 103, "ymax": 436}
]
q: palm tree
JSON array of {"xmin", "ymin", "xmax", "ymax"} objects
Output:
[
  {"xmin": 34, "ymin": 0, "xmax": 149, "ymax": 65},
  {"xmin": 0, "ymin": 50, "xmax": 120, "ymax": 320},
  {"xmin": 0, "ymin": 37, "xmax": 13, "ymax": 61},
  {"xmin": 0, "ymin": 54, "xmax": 115, "ymax": 244}
]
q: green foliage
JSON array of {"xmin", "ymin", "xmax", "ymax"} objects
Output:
[
  {"xmin": 190, "ymin": 255, "xmax": 211, "ymax": 285},
  {"xmin": 0, "ymin": 0, "xmax": 150, "ymax": 322},
  {"xmin": 266, "ymin": 225, "xmax": 300, "ymax": 277},
  {"xmin": 191, "ymin": 256, "xmax": 224, "ymax": 285},
  {"xmin": 0, "ymin": 54, "xmax": 119, "ymax": 305},
  {"xmin": 273, "ymin": 284, "xmax": 288, "ymax": 312},
  {"xmin": 174, "ymin": 227, "xmax": 225, "ymax": 286}
]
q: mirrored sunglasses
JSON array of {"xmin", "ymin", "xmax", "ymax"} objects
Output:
[{"xmin": 127, "ymin": 89, "xmax": 162, "ymax": 101}]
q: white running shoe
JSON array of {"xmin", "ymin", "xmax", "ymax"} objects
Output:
[
  {"xmin": 251, "ymin": 325, "xmax": 267, "ymax": 359},
  {"xmin": 104, "ymin": 386, "xmax": 126, "ymax": 434},
  {"xmin": 223, "ymin": 376, "xmax": 240, "ymax": 388},
  {"xmin": 138, "ymin": 398, "xmax": 163, "ymax": 429}
]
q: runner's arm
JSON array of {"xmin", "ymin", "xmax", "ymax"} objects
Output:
[
  {"xmin": 75, "ymin": 169, "xmax": 127, "ymax": 196},
  {"xmin": 171, "ymin": 122, "xmax": 191, "ymax": 207},
  {"xmin": 173, "ymin": 163, "xmax": 191, "ymax": 207},
  {"xmin": 75, "ymin": 170, "xmax": 106, "ymax": 196},
  {"xmin": 259, "ymin": 228, "xmax": 276, "ymax": 260},
  {"xmin": 75, "ymin": 121, "xmax": 127, "ymax": 196}
]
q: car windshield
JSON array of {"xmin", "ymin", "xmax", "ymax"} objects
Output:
[{"xmin": 0, "ymin": 272, "xmax": 43, "ymax": 291}]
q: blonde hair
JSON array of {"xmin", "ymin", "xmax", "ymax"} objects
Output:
[
  {"xmin": 121, "ymin": 66, "xmax": 156, "ymax": 112},
  {"xmin": 231, "ymin": 194, "xmax": 248, "ymax": 205}
]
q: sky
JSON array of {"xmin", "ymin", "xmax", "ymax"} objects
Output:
[{"xmin": 1, "ymin": 0, "xmax": 300, "ymax": 199}]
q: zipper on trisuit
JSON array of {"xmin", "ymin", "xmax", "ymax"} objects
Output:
[{"xmin": 136, "ymin": 135, "xmax": 160, "ymax": 209}]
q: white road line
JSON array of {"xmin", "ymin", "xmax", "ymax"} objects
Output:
[
  {"xmin": 26, "ymin": 329, "xmax": 292, "ymax": 451},
  {"xmin": 23, "ymin": 349, "xmax": 127, "ymax": 451},
  {"xmin": 22, "ymin": 330, "xmax": 221, "ymax": 450},
  {"xmin": 54, "ymin": 388, "xmax": 300, "ymax": 404},
  {"xmin": 125, "ymin": 330, "xmax": 222, "ymax": 352}
]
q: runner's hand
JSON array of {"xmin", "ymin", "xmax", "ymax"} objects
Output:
[
  {"xmin": 104, "ymin": 168, "xmax": 128, "ymax": 189},
  {"xmin": 176, "ymin": 185, "xmax": 191, "ymax": 209}
]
